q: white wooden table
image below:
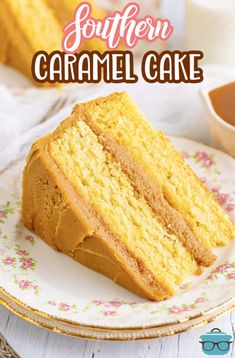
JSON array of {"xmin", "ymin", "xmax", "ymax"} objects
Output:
[{"xmin": 0, "ymin": 305, "xmax": 234, "ymax": 358}]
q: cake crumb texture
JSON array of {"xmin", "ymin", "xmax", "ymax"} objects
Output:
[{"xmin": 49, "ymin": 121, "xmax": 198, "ymax": 294}]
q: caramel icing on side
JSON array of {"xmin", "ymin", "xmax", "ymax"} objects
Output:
[
  {"xmin": 22, "ymin": 125, "xmax": 173, "ymax": 301},
  {"xmin": 73, "ymin": 235, "xmax": 157, "ymax": 298}
]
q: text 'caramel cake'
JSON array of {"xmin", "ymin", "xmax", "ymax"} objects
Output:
[{"xmin": 22, "ymin": 92, "xmax": 234, "ymax": 301}]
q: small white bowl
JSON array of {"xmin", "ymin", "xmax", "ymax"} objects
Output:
[{"xmin": 201, "ymin": 85, "xmax": 235, "ymax": 157}]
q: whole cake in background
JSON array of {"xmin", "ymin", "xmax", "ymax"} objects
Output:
[
  {"xmin": 22, "ymin": 92, "xmax": 234, "ymax": 301},
  {"xmin": 0, "ymin": 0, "xmax": 107, "ymax": 83}
]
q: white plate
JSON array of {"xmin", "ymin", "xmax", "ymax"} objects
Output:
[{"xmin": 0, "ymin": 137, "xmax": 234, "ymax": 339}]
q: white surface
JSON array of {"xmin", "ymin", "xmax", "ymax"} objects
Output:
[
  {"xmin": 0, "ymin": 305, "xmax": 234, "ymax": 358},
  {"xmin": 0, "ymin": 0, "xmax": 234, "ymax": 357}
]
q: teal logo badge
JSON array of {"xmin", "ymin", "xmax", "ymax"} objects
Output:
[{"xmin": 199, "ymin": 328, "xmax": 233, "ymax": 355}]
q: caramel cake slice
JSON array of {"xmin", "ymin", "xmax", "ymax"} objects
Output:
[
  {"xmin": 22, "ymin": 93, "xmax": 234, "ymax": 301},
  {"xmin": 0, "ymin": 25, "xmax": 32, "ymax": 80}
]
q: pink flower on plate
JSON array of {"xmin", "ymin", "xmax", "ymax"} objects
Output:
[
  {"xmin": 26, "ymin": 235, "xmax": 34, "ymax": 243},
  {"xmin": 3, "ymin": 257, "xmax": 14, "ymax": 265},
  {"xmin": 216, "ymin": 263, "xmax": 232, "ymax": 272},
  {"xmin": 21, "ymin": 258, "xmax": 33, "ymax": 269},
  {"xmin": 19, "ymin": 280, "xmax": 30, "ymax": 289},
  {"xmin": 168, "ymin": 306, "xmax": 181, "ymax": 314},
  {"xmin": 195, "ymin": 297, "xmax": 205, "ymax": 303},
  {"xmin": 227, "ymin": 273, "xmax": 235, "ymax": 279},
  {"xmin": 103, "ymin": 310, "xmax": 117, "ymax": 316},
  {"xmin": 207, "ymin": 274, "xmax": 217, "ymax": 281},
  {"xmin": 48, "ymin": 300, "xmax": 56, "ymax": 306},
  {"xmin": 197, "ymin": 151, "xmax": 208, "ymax": 160},
  {"xmin": 217, "ymin": 193, "xmax": 229, "ymax": 205},
  {"xmin": 183, "ymin": 305, "xmax": 194, "ymax": 312},
  {"xmin": 109, "ymin": 300, "xmax": 122, "ymax": 307},
  {"xmin": 196, "ymin": 152, "xmax": 214, "ymax": 168},
  {"xmin": 0, "ymin": 210, "xmax": 5, "ymax": 218},
  {"xmin": 226, "ymin": 203, "xmax": 234, "ymax": 213},
  {"xmin": 179, "ymin": 283, "xmax": 189, "ymax": 290},
  {"xmin": 202, "ymin": 158, "xmax": 213, "ymax": 168},
  {"xmin": 17, "ymin": 249, "xmax": 27, "ymax": 257},
  {"xmin": 200, "ymin": 177, "xmax": 207, "ymax": 184},
  {"xmin": 59, "ymin": 303, "xmax": 70, "ymax": 311}
]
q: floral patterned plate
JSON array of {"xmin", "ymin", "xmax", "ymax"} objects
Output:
[{"xmin": 0, "ymin": 137, "xmax": 234, "ymax": 340}]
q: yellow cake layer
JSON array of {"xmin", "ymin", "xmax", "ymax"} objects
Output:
[
  {"xmin": 0, "ymin": 25, "xmax": 9, "ymax": 63},
  {"xmin": 73, "ymin": 93, "xmax": 234, "ymax": 249},
  {"xmin": 49, "ymin": 120, "xmax": 198, "ymax": 294},
  {"xmin": 0, "ymin": 24, "xmax": 31, "ymax": 79}
]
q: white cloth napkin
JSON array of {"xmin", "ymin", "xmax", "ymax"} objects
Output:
[{"xmin": 0, "ymin": 63, "xmax": 234, "ymax": 171}]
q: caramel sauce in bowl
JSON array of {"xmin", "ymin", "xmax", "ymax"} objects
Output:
[{"xmin": 201, "ymin": 82, "xmax": 235, "ymax": 157}]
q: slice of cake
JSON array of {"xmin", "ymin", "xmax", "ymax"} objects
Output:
[
  {"xmin": 22, "ymin": 92, "xmax": 234, "ymax": 301},
  {"xmin": 0, "ymin": 25, "xmax": 34, "ymax": 80}
]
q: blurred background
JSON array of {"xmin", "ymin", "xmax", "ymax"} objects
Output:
[
  {"xmin": 2, "ymin": 0, "xmax": 235, "ymax": 84},
  {"xmin": 0, "ymin": 0, "xmax": 234, "ymax": 169}
]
